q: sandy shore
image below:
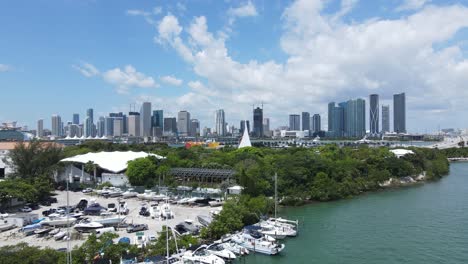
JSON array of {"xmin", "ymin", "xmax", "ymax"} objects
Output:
[{"xmin": 0, "ymin": 191, "xmax": 216, "ymax": 250}]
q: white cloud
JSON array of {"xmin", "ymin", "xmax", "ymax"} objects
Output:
[
  {"xmin": 227, "ymin": 1, "xmax": 258, "ymax": 25},
  {"xmin": 151, "ymin": 1, "xmax": 468, "ymax": 130},
  {"xmin": 396, "ymin": 0, "xmax": 429, "ymax": 11},
  {"xmin": 102, "ymin": 65, "xmax": 159, "ymax": 94},
  {"xmin": 160, "ymin": 75, "xmax": 183, "ymax": 86},
  {"xmin": 0, "ymin": 64, "xmax": 12, "ymax": 72},
  {"xmin": 73, "ymin": 62, "xmax": 99, "ymax": 77},
  {"xmin": 153, "ymin": 6, "xmax": 162, "ymax": 15},
  {"xmin": 126, "ymin": 9, "xmax": 155, "ymax": 24}
]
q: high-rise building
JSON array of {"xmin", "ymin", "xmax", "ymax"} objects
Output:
[
  {"xmin": 263, "ymin": 118, "xmax": 270, "ymax": 137},
  {"xmin": 328, "ymin": 102, "xmax": 345, "ymax": 138},
  {"xmin": 51, "ymin": 115, "xmax": 62, "ymax": 137},
  {"xmin": 67, "ymin": 124, "xmax": 80, "ymax": 137},
  {"xmin": 190, "ymin": 119, "xmax": 200, "ymax": 137},
  {"xmin": 177, "ymin": 111, "xmax": 190, "ymax": 137},
  {"xmin": 109, "ymin": 112, "xmax": 127, "ymax": 134},
  {"xmin": 104, "ymin": 117, "xmax": 114, "ymax": 136},
  {"xmin": 301, "ymin": 112, "xmax": 310, "ymax": 131},
  {"xmin": 113, "ymin": 118, "xmax": 123, "ymax": 137},
  {"xmin": 128, "ymin": 112, "xmax": 141, "ymax": 137},
  {"xmin": 343, "ymin": 99, "xmax": 366, "ymax": 138},
  {"xmin": 370, "ymin": 94, "xmax": 379, "ymax": 134},
  {"xmin": 289, "ymin": 114, "xmax": 300, "ymax": 131},
  {"xmin": 96, "ymin": 117, "xmax": 105, "ymax": 137},
  {"xmin": 215, "ymin": 109, "xmax": 226, "ymax": 136},
  {"xmin": 140, "ymin": 102, "xmax": 152, "ymax": 138},
  {"xmin": 253, "ymin": 107, "xmax": 263, "ymax": 137},
  {"xmin": 393, "ymin": 93, "xmax": 406, "ymax": 133},
  {"xmin": 240, "ymin": 120, "xmax": 250, "ymax": 135},
  {"xmin": 151, "ymin": 110, "xmax": 163, "ymax": 137},
  {"xmin": 73, "ymin": 113, "xmax": 79, "ymax": 125},
  {"xmin": 312, "ymin": 114, "xmax": 321, "ymax": 133},
  {"xmin": 84, "ymin": 108, "xmax": 94, "ymax": 137},
  {"xmin": 37, "ymin": 119, "xmax": 44, "ymax": 138},
  {"xmin": 164, "ymin": 117, "xmax": 177, "ymax": 136},
  {"xmin": 382, "ymin": 105, "xmax": 390, "ymax": 133}
]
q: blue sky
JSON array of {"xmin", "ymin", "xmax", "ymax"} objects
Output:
[{"xmin": 1, "ymin": 0, "xmax": 468, "ymax": 133}]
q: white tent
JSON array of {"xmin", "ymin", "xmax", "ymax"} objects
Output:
[
  {"xmin": 238, "ymin": 126, "xmax": 252, "ymax": 149},
  {"xmin": 60, "ymin": 151, "xmax": 165, "ymax": 173},
  {"xmin": 390, "ymin": 149, "xmax": 414, "ymax": 158}
]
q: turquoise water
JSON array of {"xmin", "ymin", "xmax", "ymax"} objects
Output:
[{"xmin": 244, "ymin": 163, "xmax": 468, "ymax": 264}]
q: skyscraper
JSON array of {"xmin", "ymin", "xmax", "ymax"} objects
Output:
[
  {"xmin": 73, "ymin": 113, "xmax": 79, "ymax": 125},
  {"xmin": 370, "ymin": 94, "xmax": 379, "ymax": 134},
  {"xmin": 301, "ymin": 112, "xmax": 310, "ymax": 131},
  {"xmin": 190, "ymin": 119, "xmax": 200, "ymax": 137},
  {"xmin": 151, "ymin": 110, "xmax": 163, "ymax": 137},
  {"xmin": 328, "ymin": 102, "xmax": 335, "ymax": 133},
  {"xmin": 345, "ymin": 98, "xmax": 366, "ymax": 138},
  {"xmin": 253, "ymin": 107, "xmax": 263, "ymax": 137},
  {"xmin": 37, "ymin": 119, "xmax": 44, "ymax": 138},
  {"xmin": 382, "ymin": 105, "xmax": 390, "ymax": 133},
  {"xmin": 113, "ymin": 118, "xmax": 123, "ymax": 137},
  {"xmin": 312, "ymin": 114, "xmax": 321, "ymax": 133},
  {"xmin": 263, "ymin": 118, "xmax": 270, "ymax": 137},
  {"xmin": 164, "ymin": 117, "xmax": 177, "ymax": 136},
  {"xmin": 177, "ymin": 111, "xmax": 190, "ymax": 137},
  {"xmin": 393, "ymin": 93, "xmax": 406, "ymax": 133},
  {"xmin": 96, "ymin": 117, "xmax": 105, "ymax": 137},
  {"xmin": 240, "ymin": 120, "xmax": 250, "ymax": 134},
  {"xmin": 110, "ymin": 112, "xmax": 127, "ymax": 134},
  {"xmin": 215, "ymin": 109, "xmax": 226, "ymax": 136},
  {"xmin": 51, "ymin": 114, "xmax": 62, "ymax": 137},
  {"xmin": 328, "ymin": 102, "xmax": 344, "ymax": 137},
  {"xmin": 140, "ymin": 102, "xmax": 152, "ymax": 138},
  {"xmin": 104, "ymin": 117, "xmax": 114, "ymax": 136},
  {"xmin": 289, "ymin": 114, "xmax": 300, "ymax": 130},
  {"xmin": 84, "ymin": 108, "xmax": 94, "ymax": 137},
  {"xmin": 128, "ymin": 112, "xmax": 141, "ymax": 137}
]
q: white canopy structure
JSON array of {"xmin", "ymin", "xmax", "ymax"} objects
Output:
[
  {"xmin": 238, "ymin": 127, "xmax": 252, "ymax": 149},
  {"xmin": 390, "ymin": 149, "xmax": 414, "ymax": 158},
  {"xmin": 60, "ymin": 151, "xmax": 165, "ymax": 173}
]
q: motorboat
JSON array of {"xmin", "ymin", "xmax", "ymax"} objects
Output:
[
  {"xmin": 89, "ymin": 212, "xmax": 125, "ymax": 226},
  {"xmin": 73, "ymin": 220, "xmax": 104, "ymax": 232},
  {"xmin": 83, "ymin": 202, "xmax": 107, "ymax": 216},
  {"xmin": 150, "ymin": 205, "xmax": 161, "ymax": 219},
  {"xmin": 0, "ymin": 222, "xmax": 15, "ymax": 232},
  {"xmin": 118, "ymin": 201, "xmax": 129, "ymax": 215},
  {"xmin": 137, "ymin": 190, "xmax": 152, "ymax": 200},
  {"xmin": 208, "ymin": 199, "xmax": 224, "ymax": 207},
  {"xmin": 133, "ymin": 232, "xmax": 148, "ymax": 249},
  {"xmin": 197, "ymin": 215, "xmax": 213, "ymax": 227},
  {"xmin": 107, "ymin": 188, "xmax": 123, "ymax": 197},
  {"xmin": 231, "ymin": 229, "xmax": 285, "ymax": 255},
  {"xmin": 176, "ymin": 186, "xmax": 192, "ymax": 192},
  {"xmin": 76, "ymin": 198, "xmax": 88, "ymax": 211},
  {"xmin": 260, "ymin": 219, "xmax": 297, "ymax": 237},
  {"xmin": 151, "ymin": 193, "xmax": 169, "ymax": 202},
  {"xmin": 176, "ymin": 197, "xmax": 190, "ymax": 205},
  {"xmin": 34, "ymin": 227, "xmax": 53, "ymax": 237},
  {"xmin": 159, "ymin": 202, "xmax": 174, "ymax": 219},
  {"xmin": 206, "ymin": 244, "xmax": 236, "ymax": 260},
  {"xmin": 181, "ymin": 246, "xmax": 225, "ymax": 264},
  {"xmin": 49, "ymin": 228, "xmax": 60, "ymax": 236},
  {"xmin": 219, "ymin": 241, "xmax": 249, "ymax": 255},
  {"xmin": 175, "ymin": 219, "xmax": 200, "ymax": 235},
  {"xmin": 42, "ymin": 215, "xmax": 77, "ymax": 227},
  {"xmin": 54, "ymin": 231, "xmax": 67, "ymax": 240},
  {"xmin": 122, "ymin": 188, "xmax": 138, "ymax": 198},
  {"xmin": 256, "ymin": 223, "xmax": 287, "ymax": 239},
  {"xmin": 139, "ymin": 204, "xmax": 150, "ymax": 217}
]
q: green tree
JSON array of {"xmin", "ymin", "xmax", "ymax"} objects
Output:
[
  {"xmin": 310, "ymin": 172, "xmax": 341, "ymax": 201},
  {"xmin": 126, "ymin": 157, "xmax": 158, "ymax": 186}
]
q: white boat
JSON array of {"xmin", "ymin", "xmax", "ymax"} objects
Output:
[
  {"xmin": 122, "ymin": 188, "xmax": 138, "ymax": 198},
  {"xmin": 42, "ymin": 215, "xmax": 77, "ymax": 227},
  {"xmin": 151, "ymin": 193, "xmax": 169, "ymax": 202},
  {"xmin": 176, "ymin": 186, "xmax": 192, "ymax": 191},
  {"xmin": 0, "ymin": 223, "xmax": 15, "ymax": 232},
  {"xmin": 73, "ymin": 220, "xmax": 103, "ymax": 232},
  {"xmin": 107, "ymin": 188, "xmax": 123, "ymax": 197},
  {"xmin": 118, "ymin": 201, "xmax": 129, "ymax": 215},
  {"xmin": 150, "ymin": 205, "xmax": 161, "ymax": 219},
  {"xmin": 181, "ymin": 246, "xmax": 225, "ymax": 264},
  {"xmin": 89, "ymin": 212, "xmax": 125, "ymax": 226},
  {"xmin": 208, "ymin": 199, "xmax": 224, "ymax": 207},
  {"xmin": 133, "ymin": 232, "xmax": 148, "ymax": 249},
  {"xmin": 159, "ymin": 202, "xmax": 174, "ymax": 219},
  {"xmin": 256, "ymin": 223, "xmax": 287, "ymax": 239},
  {"xmin": 231, "ymin": 230, "xmax": 285, "ymax": 255},
  {"xmin": 176, "ymin": 197, "xmax": 190, "ymax": 205},
  {"xmin": 219, "ymin": 241, "xmax": 249, "ymax": 255},
  {"xmin": 137, "ymin": 190, "xmax": 152, "ymax": 200},
  {"xmin": 54, "ymin": 231, "xmax": 66, "ymax": 240},
  {"xmin": 206, "ymin": 244, "xmax": 236, "ymax": 260},
  {"xmin": 197, "ymin": 215, "xmax": 213, "ymax": 227},
  {"xmin": 262, "ymin": 219, "xmax": 297, "ymax": 237}
]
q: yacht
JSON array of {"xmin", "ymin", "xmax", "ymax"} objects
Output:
[
  {"xmin": 73, "ymin": 219, "xmax": 104, "ymax": 232},
  {"xmin": 122, "ymin": 188, "xmax": 138, "ymax": 198},
  {"xmin": 180, "ymin": 246, "xmax": 225, "ymax": 264},
  {"xmin": 42, "ymin": 215, "xmax": 77, "ymax": 227},
  {"xmin": 175, "ymin": 219, "xmax": 200, "ymax": 235},
  {"xmin": 159, "ymin": 202, "xmax": 174, "ymax": 219},
  {"xmin": 118, "ymin": 201, "xmax": 129, "ymax": 215},
  {"xmin": 89, "ymin": 212, "xmax": 125, "ymax": 226},
  {"xmin": 133, "ymin": 232, "xmax": 148, "ymax": 249},
  {"xmin": 197, "ymin": 215, "xmax": 213, "ymax": 227},
  {"xmin": 54, "ymin": 231, "xmax": 67, "ymax": 240},
  {"xmin": 137, "ymin": 190, "xmax": 152, "ymax": 200},
  {"xmin": 107, "ymin": 188, "xmax": 123, "ymax": 197},
  {"xmin": 150, "ymin": 205, "xmax": 162, "ymax": 219},
  {"xmin": 205, "ymin": 244, "xmax": 236, "ymax": 261},
  {"xmin": 219, "ymin": 240, "xmax": 249, "ymax": 255},
  {"xmin": 208, "ymin": 198, "xmax": 224, "ymax": 207},
  {"xmin": 176, "ymin": 197, "xmax": 190, "ymax": 205},
  {"xmin": 256, "ymin": 223, "xmax": 287, "ymax": 239},
  {"xmin": 231, "ymin": 228, "xmax": 285, "ymax": 255},
  {"xmin": 262, "ymin": 219, "xmax": 297, "ymax": 237}
]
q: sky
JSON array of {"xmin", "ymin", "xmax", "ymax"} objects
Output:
[{"xmin": 1, "ymin": 0, "xmax": 468, "ymax": 133}]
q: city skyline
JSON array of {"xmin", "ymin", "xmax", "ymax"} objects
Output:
[{"xmin": 2, "ymin": 0, "xmax": 468, "ymax": 132}]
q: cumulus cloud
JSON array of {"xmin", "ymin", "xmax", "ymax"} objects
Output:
[
  {"xmin": 227, "ymin": 1, "xmax": 258, "ymax": 25},
  {"xmin": 160, "ymin": 75, "xmax": 183, "ymax": 86},
  {"xmin": 102, "ymin": 65, "xmax": 159, "ymax": 94},
  {"xmin": 149, "ymin": 0, "xmax": 468, "ymax": 130},
  {"xmin": 396, "ymin": 0, "xmax": 429, "ymax": 11},
  {"xmin": 0, "ymin": 64, "xmax": 12, "ymax": 72},
  {"xmin": 73, "ymin": 62, "xmax": 99, "ymax": 77}
]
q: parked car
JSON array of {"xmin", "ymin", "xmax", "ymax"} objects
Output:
[
  {"xmin": 82, "ymin": 188, "xmax": 93, "ymax": 193},
  {"xmin": 26, "ymin": 203, "xmax": 40, "ymax": 210},
  {"xmin": 42, "ymin": 208, "xmax": 57, "ymax": 216},
  {"xmin": 126, "ymin": 224, "xmax": 148, "ymax": 233},
  {"xmin": 19, "ymin": 206, "xmax": 32, "ymax": 213}
]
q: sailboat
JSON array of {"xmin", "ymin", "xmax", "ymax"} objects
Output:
[{"xmin": 238, "ymin": 125, "xmax": 252, "ymax": 149}]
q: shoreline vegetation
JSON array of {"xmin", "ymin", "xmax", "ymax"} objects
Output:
[{"xmin": 0, "ymin": 140, "xmax": 464, "ymax": 262}]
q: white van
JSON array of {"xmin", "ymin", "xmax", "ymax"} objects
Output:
[{"xmin": 95, "ymin": 227, "xmax": 115, "ymax": 237}]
